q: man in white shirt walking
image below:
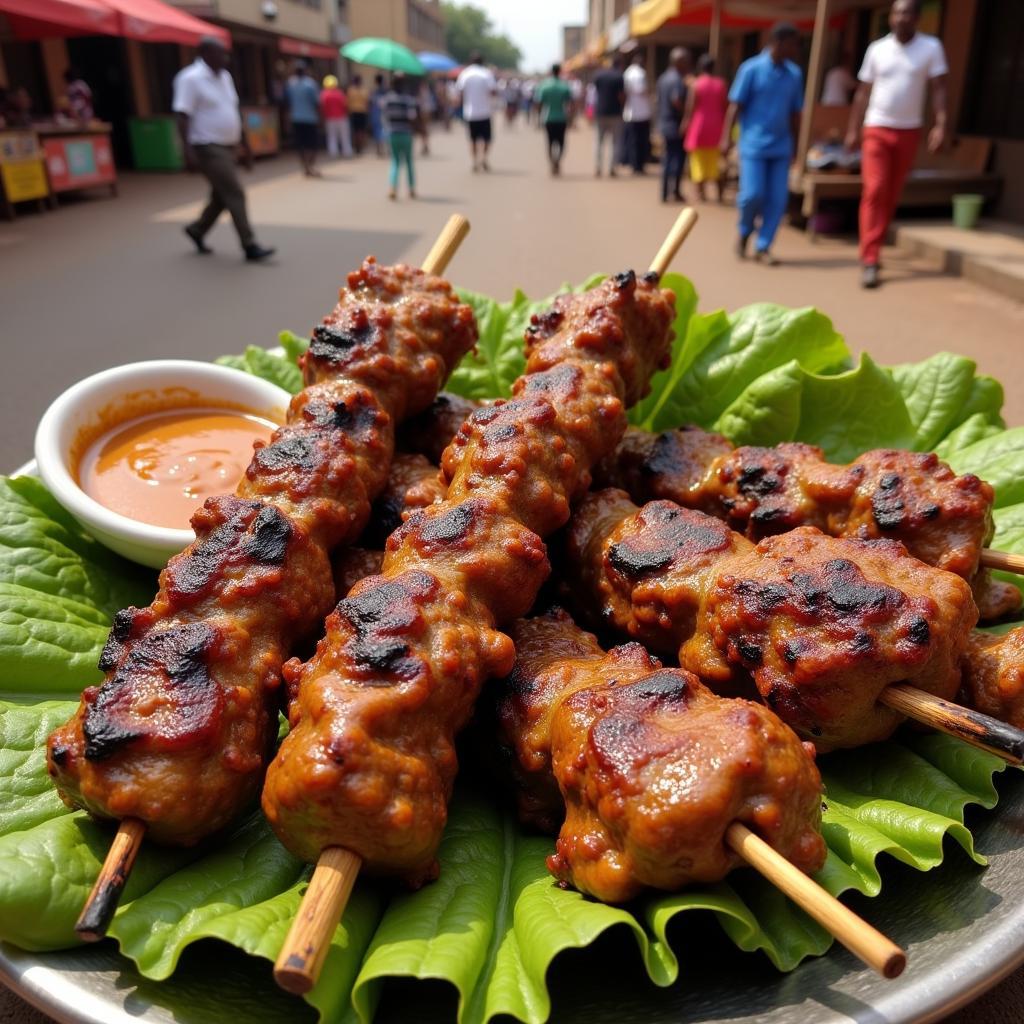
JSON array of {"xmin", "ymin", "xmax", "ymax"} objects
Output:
[
  {"xmin": 173, "ymin": 37, "xmax": 274, "ymax": 261},
  {"xmin": 622, "ymin": 51, "xmax": 652, "ymax": 174},
  {"xmin": 846, "ymin": 0, "xmax": 948, "ymax": 289},
  {"xmin": 456, "ymin": 52, "xmax": 497, "ymax": 172}
]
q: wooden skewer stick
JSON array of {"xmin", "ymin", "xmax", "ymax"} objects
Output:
[
  {"xmin": 75, "ymin": 817, "xmax": 146, "ymax": 942},
  {"xmin": 880, "ymin": 683, "xmax": 1024, "ymax": 766},
  {"xmin": 980, "ymin": 549, "xmax": 1024, "ymax": 576},
  {"xmin": 76, "ymin": 215, "xmax": 473, "ymax": 950},
  {"xmin": 273, "ymin": 847, "xmax": 361, "ymax": 995},
  {"xmin": 725, "ymin": 822, "xmax": 906, "ymax": 979},
  {"xmin": 273, "ymin": 212, "xmax": 472, "ymax": 995},
  {"xmin": 649, "ymin": 206, "xmax": 699, "ymax": 279},
  {"xmin": 273, "ymin": 208, "xmax": 702, "ymax": 996},
  {"xmin": 420, "ymin": 212, "xmax": 471, "ymax": 277}
]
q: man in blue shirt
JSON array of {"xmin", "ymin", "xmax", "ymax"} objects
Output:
[
  {"xmin": 721, "ymin": 23, "xmax": 803, "ymax": 263},
  {"xmin": 285, "ymin": 60, "xmax": 321, "ymax": 177}
]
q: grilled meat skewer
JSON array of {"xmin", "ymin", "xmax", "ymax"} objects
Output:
[
  {"xmin": 596, "ymin": 428, "xmax": 1018, "ymax": 622},
  {"xmin": 47, "ymin": 259, "xmax": 477, "ymax": 847},
  {"xmin": 565, "ymin": 489, "xmax": 977, "ymax": 752},
  {"xmin": 262, "ymin": 269, "xmax": 677, "ymax": 881}
]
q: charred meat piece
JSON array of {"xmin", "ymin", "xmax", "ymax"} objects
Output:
[
  {"xmin": 593, "ymin": 424, "xmax": 733, "ymax": 506},
  {"xmin": 262, "ymin": 271, "xmax": 676, "ymax": 880},
  {"xmin": 565, "ymin": 488, "xmax": 750, "ymax": 667},
  {"xmin": 496, "ymin": 611, "xmax": 826, "ymax": 903},
  {"xmin": 565, "ymin": 490, "xmax": 977, "ymax": 752},
  {"xmin": 47, "ymin": 260, "xmax": 477, "ymax": 845}
]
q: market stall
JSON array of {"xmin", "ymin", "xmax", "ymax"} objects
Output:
[{"xmin": 38, "ymin": 121, "xmax": 117, "ymax": 200}]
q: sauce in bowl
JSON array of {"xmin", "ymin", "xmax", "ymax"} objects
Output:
[{"xmin": 78, "ymin": 408, "xmax": 277, "ymax": 530}]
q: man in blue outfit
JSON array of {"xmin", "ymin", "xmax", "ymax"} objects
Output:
[{"xmin": 720, "ymin": 23, "xmax": 803, "ymax": 264}]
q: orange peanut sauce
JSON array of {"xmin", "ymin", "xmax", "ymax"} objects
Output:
[{"xmin": 78, "ymin": 408, "xmax": 276, "ymax": 529}]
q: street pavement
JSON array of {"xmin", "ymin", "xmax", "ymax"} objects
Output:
[
  {"xmin": 2, "ymin": 116, "xmax": 1024, "ymax": 1024},
  {"xmin": 1, "ymin": 117, "xmax": 1023, "ymax": 471}
]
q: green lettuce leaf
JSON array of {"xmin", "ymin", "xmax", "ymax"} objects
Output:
[
  {"xmin": 0, "ymin": 476, "xmax": 152, "ymax": 698},
  {"xmin": 713, "ymin": 354, "xmax": 915, "ymax": 463},
  {"xmin": 0, "ymin": 810, "xmax": 197, "ymax": 952},
  {"xmin": 447, "ymin": 288, "xmax": 529, "ymax": 400},
  {"xmin": 0, "ymin": 581, "xmax": 114, "ymax": 695},
  {"xmin": 890, "ymin": 353, "xmax": 1003, "ymax": 452},
  {"xmin": 216, "ymin": 340, "xmax": 305, "ymax": 397},
  {"xmin": 933, "ymin": 413, "xmax": 1004, "ymax": 459},
  {"xmin": 279, "ymin": 329, "xmax": 310, "ymax": 365},
  {"xmin": 108, "ymin": 810, "xmax": 386, "ymax": 1017},
  {"xmin": 945, "ymin": 427, "xmax": 1024, "ymax": 509},
  {"xmin": 0, "ymin": 700, "xmax": 77, "ymax": 837},
  {"xmin": 633, "ymin": 303, "xmax": 850, "ymax": 434},
  {"xmin": 0, "ymin": 477, "xmax": 151, "ymax": 619}
]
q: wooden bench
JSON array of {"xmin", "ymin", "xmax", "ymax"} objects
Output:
[{"xmin": 792, "ymin": 135, "xmax": 1002, "ymax": 238}]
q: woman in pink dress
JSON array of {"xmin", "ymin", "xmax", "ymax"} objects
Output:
[{"xmin": 682, "ymin": 54, "xmax": 728, "ymax": 202}]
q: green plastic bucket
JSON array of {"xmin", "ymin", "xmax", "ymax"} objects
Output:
[{"xmin": 952, "ymin": 193, "xmax": 983, "ymax": 230}]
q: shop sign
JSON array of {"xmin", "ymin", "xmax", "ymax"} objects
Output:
[
  {"xmin": 608, "ymin": 14, "xmax": 631, "ymax": 51},
  {"xmin": 43, "ymin": 135, "xmax": 116, "ymax": 193}
]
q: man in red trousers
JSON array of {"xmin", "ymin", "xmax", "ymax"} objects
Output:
[{"xmin": 846, "ymin": 0, "xmax": 948, "ymax": 290}]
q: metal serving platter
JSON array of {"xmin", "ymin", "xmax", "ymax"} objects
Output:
[
  {"xmin": 3, "ymin": 455, "xmax": 1024, "ymax": 1024},
  {"xmin": 2, "ymin": 768, "xmax": 1023, "ymax": 1024}
]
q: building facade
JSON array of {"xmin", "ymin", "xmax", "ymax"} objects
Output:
[
  {"xmin": 346, "ymin": 0, "xmax": 445, "ymax": 54},
  {"xmin": 563, "ymin": 25, "xmax": 585, "ymax": 63}
]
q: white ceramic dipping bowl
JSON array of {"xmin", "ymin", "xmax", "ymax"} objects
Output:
[{"xmin": 34, "ymin": 360, "xmax": 291, "ymax": 569}]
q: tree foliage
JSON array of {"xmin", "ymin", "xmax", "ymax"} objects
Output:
[{"xmin": 442, "ymin": 2, "xmax": 522, "ymax": 70}]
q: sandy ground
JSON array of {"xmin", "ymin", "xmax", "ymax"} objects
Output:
[{"xmin": 1, "ymin": 119, "xmax": 1023, "ymax": 1023}]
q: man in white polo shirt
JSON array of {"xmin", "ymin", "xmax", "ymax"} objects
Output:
[
  {"xmin": 456, "ymin": 52, "xmax": 497, "ymax": 172},
  {"xmin": 173, "ymin": 37, "xmax": 274, "ymax": 262},
  {"xmin": 846, "ymin": 0, "xmax": 948, "ymax": 289}
]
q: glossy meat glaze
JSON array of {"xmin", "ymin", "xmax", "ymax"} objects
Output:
[
  {"xmin": 595, "ymin": 428, "xmax": 1017, "ymax": 622},
  {"xmin": 963, "ymin": 629, "xmax": 1024, "ymax": 729},
  {"xmin": 47, "ymin": 261, "xmax": 477, "ymax": 844},
  {"xmin": 261, "ymin": 271, "xmax": 676, "ymax": 880},
  {"xmin": 565, "ymin": 489, "xmax": 977, "ymax": 751},
  {"xmin": 497, "ymin": 610, "xmax": 826, "ymax": 902}
]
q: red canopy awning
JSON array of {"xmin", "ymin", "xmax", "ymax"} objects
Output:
[
  {"xmin": 1, "ymin": 0, "xmax": 229, "ymax": 46},
  {"xmin": 0, "ymin": 0, "xmax": 118, "ymax": 37},
  {"xmin": 279, "ymin": 36, "xmax": 337, "ymax": 61}
]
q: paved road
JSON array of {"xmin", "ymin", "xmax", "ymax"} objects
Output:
[
  {"xmin": 1, "ymin": 120, "xmax": 1023, "ymax": 1023},
  {"xmin": 1, "ymin": 119, "xmax": 1023, "ymax": 470}
]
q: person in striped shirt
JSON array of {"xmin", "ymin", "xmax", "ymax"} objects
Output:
[{"xmin": 383, "ymin": 73, "xmax": 422, "ymax": 201}]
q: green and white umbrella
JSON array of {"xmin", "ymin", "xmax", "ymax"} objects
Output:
[{"xmin": 341, "ymin": 37, "xmax": 425, "ymax": 75}]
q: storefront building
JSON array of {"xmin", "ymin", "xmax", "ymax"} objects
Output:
[{"xmin": 0, "ymin": 0, "xmax": 346, "ymax": 177}]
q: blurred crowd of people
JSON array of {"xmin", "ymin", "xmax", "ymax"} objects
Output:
[
  {"xmin": 567, "ymin": 0, "xmax": 944, "ymax": 285},
  {"xmin": 165, "ymin": 0, "xmax": 943, "ymax": 289}
]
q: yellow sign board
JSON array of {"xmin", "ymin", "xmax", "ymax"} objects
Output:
[
  {"xmin": 0, "ymin": 131, "xmax": 49, "ymax": 204},
  {"xmin": 1, "ymin": 159, "xmax": 49, "ymax": 202}
]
